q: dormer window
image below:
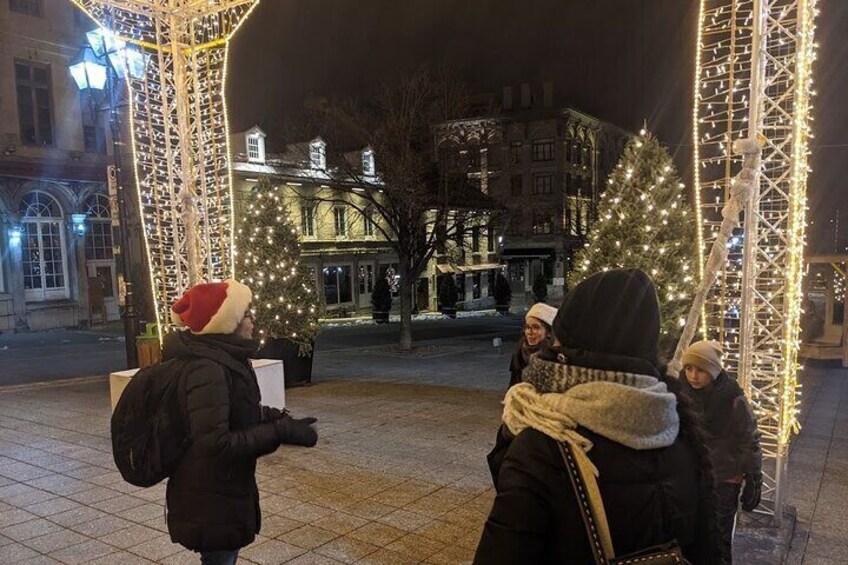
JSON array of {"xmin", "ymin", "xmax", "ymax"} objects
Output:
[
  {"xmin": 310, "ymin": 138, "xmax": 326, "ymax": 171},
  {"xmin": 245, "ymin": 127, "xmax": 266, "ymax": 163},
  {"xmin": 362, "ymin": 147, "xmax": 375, "ymax": 177}
]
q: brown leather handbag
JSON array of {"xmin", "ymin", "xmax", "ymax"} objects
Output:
[{"xmin": 558, "ymin": 442, "xmax": 690, "ymax": 565}]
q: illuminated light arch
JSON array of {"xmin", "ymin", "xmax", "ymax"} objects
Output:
[
  {"xmin": 693, "ymin": 0, "xmax": 818, "ymax": 521},
  {"xmin": 70, "ymin": 0, "xmax": 262, "ymax": 335}
]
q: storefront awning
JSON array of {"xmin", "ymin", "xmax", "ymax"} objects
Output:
[
  {"xmin": 456, "ymin": 263, "xmax": 504, "ymax": 273},
  {"xmin": 436, "ymin": 264, "xmax": 455, "ymax": 274}
]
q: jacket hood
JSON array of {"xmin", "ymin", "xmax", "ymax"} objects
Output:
[{"xmin": 554, "ymin": 269, "xmax": 661, "ymax": 370}]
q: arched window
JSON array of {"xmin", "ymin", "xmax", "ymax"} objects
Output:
[
  {"xmin": 20, "ymin": 192, "xmax": 69, "ymax": 301},
  {"xmin": 83, "ymin": 194, "xmax": 114, "ymax": 260}
]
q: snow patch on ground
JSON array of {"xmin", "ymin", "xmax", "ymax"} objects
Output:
[{"xmin": 322, "ymin": 309, "xmax": 502, "ymax": 328}]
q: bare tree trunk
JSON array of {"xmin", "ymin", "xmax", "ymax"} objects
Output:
[{"xmin": 399, "ymin": 258, "xmax": 414, "ymax": 351}]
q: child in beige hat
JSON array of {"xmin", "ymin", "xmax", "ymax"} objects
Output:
[{"xmin": 681, "ymin": 340, "xmax": 763, "ymax": 564}]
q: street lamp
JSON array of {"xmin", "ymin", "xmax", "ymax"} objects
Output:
[{"xmin": 69, "ymin": 27, "xmax": 146, "ymax": 369}]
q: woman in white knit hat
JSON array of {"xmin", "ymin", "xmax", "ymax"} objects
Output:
[{"xmin": 508, "ymin": 302, "xmax": 558, "ymax": 387}]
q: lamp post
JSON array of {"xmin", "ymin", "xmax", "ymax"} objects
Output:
[{"xmin": 69, "ymin": 28, "xmax": 146, "ymax": 369}]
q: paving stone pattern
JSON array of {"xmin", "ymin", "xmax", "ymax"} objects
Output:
[{"xmin": 0, "ymin": 365, "xmax": 845, "ymax": 563}]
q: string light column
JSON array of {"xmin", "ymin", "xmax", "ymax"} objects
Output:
[
  {"xmin": 70, "ymin": 0, "xmax": 261, "ymax": 336},
  {"xmin": 692, "ymin": 0, "xmax": 818, "ymax": 523}
]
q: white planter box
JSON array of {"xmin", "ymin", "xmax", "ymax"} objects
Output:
[{"xmin": 109, "ymin": 359, "xmax": 286, "ymax": 412}]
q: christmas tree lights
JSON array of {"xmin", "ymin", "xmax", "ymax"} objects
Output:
[
  {"xmin": 568, "ymin": 130, "xmax": 697, "ymax": 349},
  {"xmin": 693, "ymin": 0, "xmax": 818, "ymax": 520},
  {"xmin": 236, "ymin": 179, "xmax": 320, "ymax": 355},
  {"xmin": 70, "ymin": 0, "xmax": 261, "ymax": 336}
]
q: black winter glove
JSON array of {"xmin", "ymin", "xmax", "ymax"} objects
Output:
[
  {"xmin": 741, "ymin": 472, "xmax": 763, "ymax": 512},
  {"xmin": 261, "ymin": 406, "xmax": 286, "ymax": 422},
  {"xmin": 274, "ymin": 414, "xmax": 318, "ymax": 447}
]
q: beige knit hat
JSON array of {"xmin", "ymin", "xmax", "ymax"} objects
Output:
[
  {"xmin": 526, "ymin": 303, "xmax": 558, "ymax": 328},
  {"xmin": 682, "ymin": 340, "xmax": 723, "ymax": 379}
]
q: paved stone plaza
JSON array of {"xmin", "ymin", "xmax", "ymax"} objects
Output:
[{"xmin": 0, "ymin": 358, "xmax": 845, "ymax": 564}]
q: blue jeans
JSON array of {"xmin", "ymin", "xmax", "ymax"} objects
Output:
[{"xmin": 200, "ymin": 549, "xmax": 239, "ymax": 565}]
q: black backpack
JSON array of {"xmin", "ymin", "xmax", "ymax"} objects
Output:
[{"xmin": 111, "ymin": 358, "xmax": 192, "ymax": 487}]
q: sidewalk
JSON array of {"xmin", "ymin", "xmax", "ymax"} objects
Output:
[{"xmin": 0, "ymin": 365, "xmax": 844, "ymax": 564}]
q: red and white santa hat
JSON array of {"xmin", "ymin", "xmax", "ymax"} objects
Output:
[{"xmin": 171, "ymin": 279, "xmax": 252, "ymax": 335}]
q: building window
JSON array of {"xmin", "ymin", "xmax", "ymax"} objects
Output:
[
  {"xmin": 532, "ymin": 211, "xmax": 553, "ymax": 235},
  {"xmin": 507, "ymin": 210, "xmax": 523, "ymax": 235},
  {"xmin": 362, "ymin": 209, "xmax": 375, "ymax": 237},
  {"xmin": 510, "ymin": 141, "xmax": 523, "ymax": 165},
  {"xmin": 472, "ymin": 273, "xmax": 482, "ymax": 299},
  {"xmin": 246, "ymin": 134, "xmax": 265, "ymax": 163},
  {"xmin": 533, "ymin": 174, "xmax": 553, "ymax": 195},
  {"xmin": 567, "ymin": 196, "xmax": 593, "ymax": 236},
  {"xmin": 472, "ymin": 227, "xmax": 480, "ymax": 253},
  {"xmin": 358, "ymin": 264, "xmax": 374, "ymax": 295},
  {"xmin": 83, "ymin": 125, "xmax": 106, "ymax": 154},
  {"xmin": 15, "ymin": 60, "xmax": 54, "ymax": 146},
  {"xmin": 334, "ymin": 206, "xmax": 347, "ymax": 237},
  {"xmin": 323, "ymin": 265, "xmax": 352, "ymax": 305},
  {"xmin": 9, "ymin": 0, "xmax": 42, "ymax": 16},
  {"xmin": 300, "ymin": 203, "xmax": 316, "ymax": 237},
  {"xmin": 487, "ymin": 226, "xmax": 495, "ymax": 252},
  {"xmin": 467, "ymin": 149, "xmax": 481, "ymax": 169},
  {"xmin": 20, "ymin": 192, "xmax": 69, "ymax": 301},
  {"xmin": 510, "ymin": 174, "xmax": 523, "ymax": 196},
  {"xmin": 532, "ymin": 139, "xmax": 554, "ymax": 162},
  {"xmin": 362, "ymin": 148, "xmax": 375, "ymax": 176},
  {"xmin": 84, "ymin": 194, "xmax": 113, "ymax": 260},
  {"xmin": 310, "ymin": 139, "xmax": 326, "ymax": 170}
]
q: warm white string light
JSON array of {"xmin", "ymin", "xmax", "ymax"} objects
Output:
[
  {"xmin": 693, "ymin": 0, "xmax": 818, "ymax": 520},
  {"xmin": 70, "ymin": 0, "xmax": 262, "ymax": 337}
]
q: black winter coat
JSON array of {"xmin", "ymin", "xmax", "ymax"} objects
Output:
[
  {"xmin": 476, "ymin": 426, "xmax": 715, "ymax": 564},
  {"xmin": 163, "ymin": 331, "xmax": 282, "ymax": 552},
  {"xmin": 681, "ymin": 371, "xmax": 762, "ymax": 482}
]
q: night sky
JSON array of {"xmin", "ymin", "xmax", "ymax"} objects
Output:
[{"xmin": 228, "ymin": 0, "xmax": 848, "ymax": 252}]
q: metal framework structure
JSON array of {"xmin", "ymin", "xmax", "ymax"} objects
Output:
[
  {"xmin": 71, "ymin": 0, "xmax": 261, "ymax": 333},
  {"xmin": 693, "ymin": 0, "xmax": 817, "ymax": 521}
]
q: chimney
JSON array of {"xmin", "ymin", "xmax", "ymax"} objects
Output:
[
  {"xmin": 502, "ymin": 86, "xmax": 513, "ymax": 110},
  {"xmin": 543, "ymin": 81, "xmax": 554, "ymax": 107},
  {"xmin": 520, "ymin": 83, "xmax": 532, "ymax": 108}
]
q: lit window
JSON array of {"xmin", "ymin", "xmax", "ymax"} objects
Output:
[
  {"xmin": 20, "ymin": 192, "xmax": 69, "ymax": 301},
  {"xmin": 246, "ymin": 135, "xmax": 264, "ymax": 163},
  {"xmin": 84, "ymin": 194, "xmax": 113, "ymax": 260},
  {"xmin": 300, "ymin": 203, "xmax": 316, "ymax": 237},
  {"xmin": 567, "ymin": 196, "xmax": 593, "ymax": 236},
  {"xmin": 532, "ymin": 211, "xmax": 553, "ymax": 235},
  {"xmin": 362, "ymin": 148, "xmax": 375, "ymax": 176},
  {"xmin": 358, "ymin": 264, "xmax": 374, "ymax": 294},
  {"xmin": 310, "ymin": 139, "xmax": 326, "ymax": 170},
  {"xmin": 363, "ymin": 209, "xmax": 375, "ymax": 237},
  {"xmin": 323, "ymin": 265, "xmax": 352, "ymax": 305}
]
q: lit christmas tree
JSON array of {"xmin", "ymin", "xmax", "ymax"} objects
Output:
[
  {"xmin": 236, "ymin": 178, "xmax": 320, "ymax": 355},
  {"xmin": 568, "ymin": 129, "xmax": 698, "ymax": 347}
]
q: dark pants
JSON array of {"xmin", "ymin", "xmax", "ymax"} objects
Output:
[
  {"xmin": 716, "ymin": 482, "xmax": 741, "ymax": 564},
  {"xmin": 200, "ymin": 549, "xmax": 239, "ymax": 565}
]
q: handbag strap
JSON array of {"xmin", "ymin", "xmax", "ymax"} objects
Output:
[{"xmin": 558, "ymin": 442, "xmax": 616, "ymax": 564}]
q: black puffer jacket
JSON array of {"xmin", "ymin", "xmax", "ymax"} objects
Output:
[
  {"xmin": 680, "ymin": 371, "xmax": 762, "ymax": 482},
  {"xmin": 476, "ymin": 270, "xmax": 718, "ymax": 564},
  {"xmin": 163, "ymin": 331, "xmax": 281, "ymax": 552},
  {"xmin": 478, "ymin": 354, "xmax": 716, "ymax": 564}
]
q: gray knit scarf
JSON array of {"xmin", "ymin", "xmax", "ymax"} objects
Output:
[{"xmin": 503, "ymin": 355, "xmax": 680, "ymax": 475}]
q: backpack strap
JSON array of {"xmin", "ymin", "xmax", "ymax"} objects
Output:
[{"xmin": 558, "ymin": 441, "xmax": 616, "ymax": 564}]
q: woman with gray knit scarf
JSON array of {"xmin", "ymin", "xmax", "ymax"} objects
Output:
[{"xmin": 475, "ymin": 269, "xmax": 719, "ymax": 564}]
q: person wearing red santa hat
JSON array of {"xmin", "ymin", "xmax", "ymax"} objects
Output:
[{"xmin": 163, "ymin": 279, "xmax": 318, "ymax": 565}]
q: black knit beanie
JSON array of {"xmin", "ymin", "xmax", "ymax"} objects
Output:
[{"xmin": 553, "ymin": 269, "xmax": 661, "ymax": 368}]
